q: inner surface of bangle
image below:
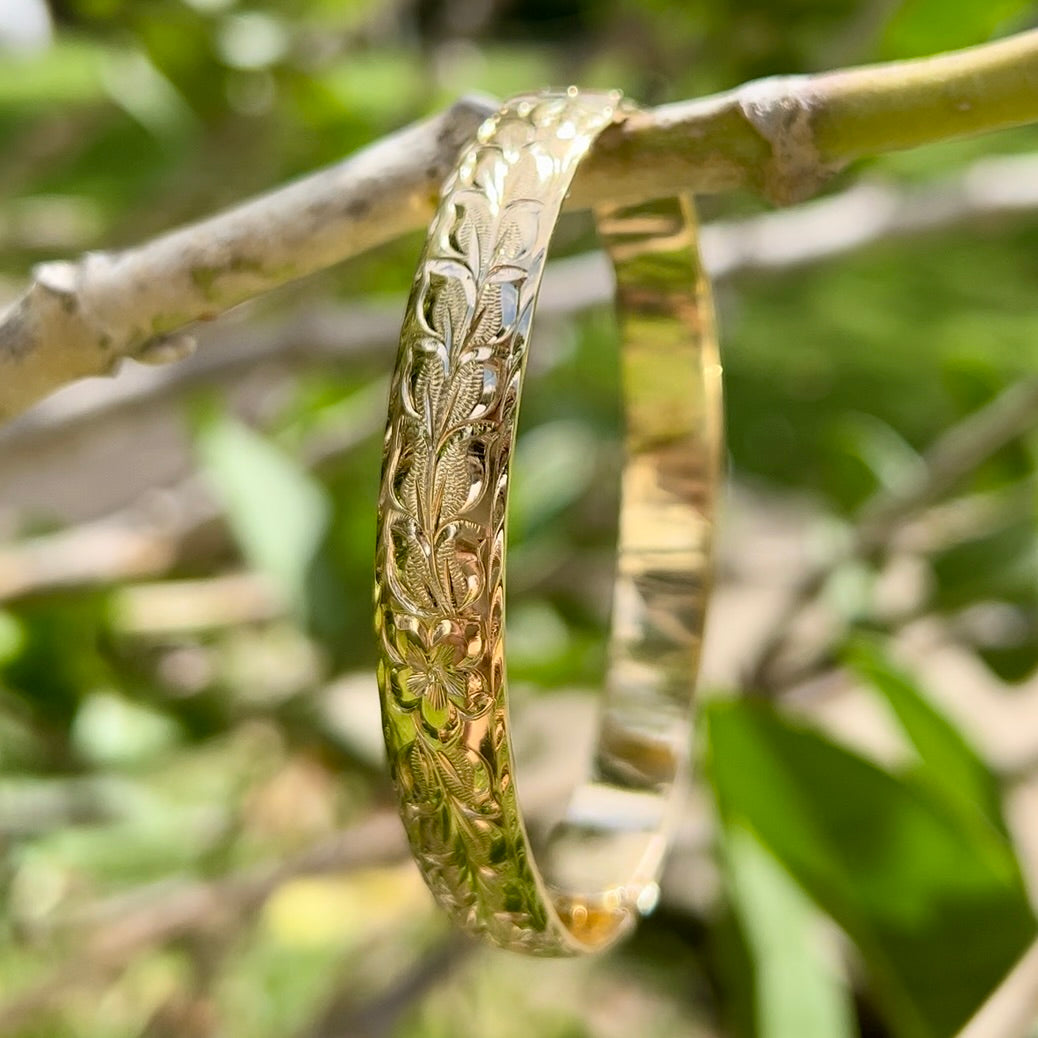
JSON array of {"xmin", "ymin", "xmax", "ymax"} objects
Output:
[{"xmin": 536, "ymin": 194, "xmax": 722, "ymax": 947}]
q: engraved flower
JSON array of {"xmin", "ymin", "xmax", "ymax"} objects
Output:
[{"xmin": 389, "ymin": 616, "xmax": 491, "ymax": 735}]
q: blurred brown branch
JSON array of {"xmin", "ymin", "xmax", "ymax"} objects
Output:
[
  {"xmin": 0, "ymin": 378, "xmax": 386, "ymax": 601},
  {"xmin": 298, "ymin": 935, "xmax": 471, "ymax": 1038},
  {"xmin": 2, "ymin": 29, "xmax": 1037, "ymax": 423},
  {"xmin": 745, "ymin": 375, "xmax": 1038, "ymax": 690}
]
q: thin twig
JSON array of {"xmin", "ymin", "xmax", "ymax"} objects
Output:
[
  {"xmin": 2, "ymin": 30, "xmax": 1038, "ymax": 422},
  {"xmin": 0, "ymin": 299, "xmax": 402, "ymax": 456},
  {"xmin": 745, "ymin": 375, "xmax": 1038, "ymax": 691},
  {"xmin": 701, "ymin": 152, "xmax": 1038, "ymax": 280},
  {"xmin": 856, "ymin": 377, "xmax": 1038, "ymax": 549},
  {"xmin": 299, "ymin": 934, "xmax": 471, "ymax": 1038}
]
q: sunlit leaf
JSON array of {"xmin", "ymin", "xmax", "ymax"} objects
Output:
[
  {"xmin": 835, "ymin": 411, "xmax": 925, "ymax": 502},
  {"xmin": 846, "ymin": 639, "xmax": 1006, "ymax": 833},
  {"xmin": 0, "ymin": 39, "xmax": 105, "ymax": 104},
  {"xmin": 72, "ymin": 690, "xmax": 181, "ymax": 767},
  {"xmin": 705, "ymin": 699, "xmax": 1035, "ymax": 1038},
  {"xmin": 0, "ymin": 610, "xmax": 25, "ymax": 666},
  {"xmin": 510, "ymin": 419, "xmax": 599, "ymax": 538},
  {"xmin": 195, "ymin": 411, "xmax": 331, "ymax": 622},
  {"xmin": 881, "ymin": 0, "xmax": 1036, "ymax": 58},
  {"xmin": 724, "ymin": 824, "xmax": 856, "ymax": 1038}
]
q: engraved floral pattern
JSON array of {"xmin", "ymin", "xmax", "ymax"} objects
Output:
[
  {"xmin": 385, "ymin": 615, "xmax": 490, "ymax": 736},
  {"xmin": 374, "ymin": 92, "xmax": 622, "ymax": 953}
]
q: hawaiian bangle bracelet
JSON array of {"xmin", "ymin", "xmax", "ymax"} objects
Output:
[{"xmin": 374, "ymin": 88, "xmax": 723, "ymax": 955}]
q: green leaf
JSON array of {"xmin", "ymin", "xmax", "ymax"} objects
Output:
[
  {"xmin": 195, "ymin": 411, "xmax": 331, "ymax": 622},
  {"xmin": 724, "ymin": 824, "xmax": 856, "ymax": 1038},
  {"xmin": 72, "ymin": 691, "xmax": 181, "ymax": 767},
  {"xmin": 0, "ymin": 611, "xmax": 26, "ymax": 666},
  {"xmin": 510, "ymin": 420, "xmax": 599, "ymax": 538},
  {"xmin": 978, "ymin": 623, "xmax": 1038, "ymax": 683},
  {"xmin": 705, "ymin": 699, "xmax": 1035, "ymax": 1038},
  {"xmin": 0, "ymin": 39, "xmax": 106, "ymax": 105},
  {"xmin": 929, "ymin": 508, "xmax": 1037, "ymax": 612},
  {"xmin": 835, "ymin": 411, "xmax": 925, "ymax": 505},
  {"xmin": 846, "ymin": 639, "xmax": 1006, "ymax": 834},
  {"xmin": 939, "ymin": 360, "xmax": 1035, "ymax": 493},
  {"xmin": 880, "ymin": 0, "xmax": 1036, "ymax": 59},
  {"xmin": 2, "ymin": 595, "xmax": 115, "ymax": 733}
]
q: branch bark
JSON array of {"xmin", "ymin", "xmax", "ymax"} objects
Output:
[
  {"xmin": 2, "ymin": 30, "xmax": 1038, "ymax": 423},
  {"xmin": 6, "ymin": 145, "xmax": 1038, "ymax": 483}
]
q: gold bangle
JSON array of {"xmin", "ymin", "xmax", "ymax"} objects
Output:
[{"xmin": 374, "ymin": 88, "xmax": 723, "ymax": 955}]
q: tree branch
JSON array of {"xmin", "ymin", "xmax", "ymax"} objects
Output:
[
  {"xmin": 2, "ymin": 30, "xmax": 1037, "ymax": 423},
  {"xmin": 744, "ymin": 375, "xmax": 1038, "ymax": 691},
  {"xmin": 6, "ymin": 146, "xmax": 1038, "ymax": 486}
]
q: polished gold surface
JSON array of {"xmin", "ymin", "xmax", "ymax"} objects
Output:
[{"xmin": 374, "ymin": 89, "xmax": 722, "ymax": 955}]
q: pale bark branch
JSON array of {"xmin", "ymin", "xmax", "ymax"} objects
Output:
[
  {"xmin": 5, "ymin": 144, "xmax": 1038, "ymax": 481},
  {"xmin": 1, "ymin": 30, "xmax": 1037, "ymax": 424},
  {"xmin": 0, "ymin": 96, "xmax": 494, "ymax": 425}
]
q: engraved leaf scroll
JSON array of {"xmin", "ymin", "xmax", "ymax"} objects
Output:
[{"xmin": 375, "ymin": 95, "xmax": 617, "ymax": 951}]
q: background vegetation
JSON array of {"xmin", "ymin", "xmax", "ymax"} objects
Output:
[{"xmin": 1, "ymin": 1, "xmax": 1037, "ymax": 1036}]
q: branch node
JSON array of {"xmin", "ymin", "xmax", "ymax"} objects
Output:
[{"xmin": 737, "ymin": 75, "xmax": 836, "ymax": 204}]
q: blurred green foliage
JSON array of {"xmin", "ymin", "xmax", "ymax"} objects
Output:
[
  {"xmin": 708, "ymin": 695, "xmax": 1034, "ymax": 1037},
  {"xmin": 0, "ymin": 1, "xmax": 1037, "ymax": 1036}
]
